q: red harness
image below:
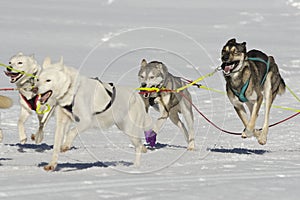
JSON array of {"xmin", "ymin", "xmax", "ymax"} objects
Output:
[{"xmin": 20, "ymin": 93, "xmax": 39, "ymax": 111}]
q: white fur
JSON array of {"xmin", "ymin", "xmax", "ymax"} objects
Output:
[
  {"xmin": 6, "ymin": 53, "xmax": 51, "ymax": 144},
  {"xmin": 36, "ymin": 57, "xmax": 151, "ymax": 171}
]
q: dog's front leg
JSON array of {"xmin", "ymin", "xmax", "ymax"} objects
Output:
[
  {"xmin": 18, "ymin": 106, "xmax": 31, "ymax": 144},
  {"xmin": 32, "ymin": 114, "xmax": 45, "ymax": 144},
  {"xmin": 44, "ymin": 107, "xmax": 70, "ymax": 171},
  {"xmin": 152, "ymin": 96, "xmax": 169, "ymax": 133},
  {"xmin": 233, "ymin": 103, "xmax": 249, "ymax": 138},
  {"xmin": 244, "ymin": 94, "xmax": 263, "ymax": 138}
]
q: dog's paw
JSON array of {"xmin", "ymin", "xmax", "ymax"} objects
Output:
[
  {"xmin": 33, "ymin": 133, "xmax": 44, "ymax": 144},
  {"xmin": 242, "ymin": 128, "xmax": 253, "ymax": 138},
  {"xmin": 141, "ymin": 145, "xmax": 147, "ymax": 153},
  {"xmin": 44, "ymin": 163, "xmax": 57, "ymax": 171},
  {"xmin": 60, "ymin": 145, "xmax": 70, "ymax": 152},
  {"xmin": 187, "ymin": 141, "xmax": 195, "ymax": 151},
  {"xmin": 258, "ymin": 135, "xmax": 267, "ymax": 145},
  {"xmin": 20, "ymin": 138, "xmax": 27, "ymax": 144}
]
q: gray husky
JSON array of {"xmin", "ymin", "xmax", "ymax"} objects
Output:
[
  {"xmin": 221, "ymin": 38, "xmax": 286, "ymax": 145},
  {"xmin": 138, "ymin": 59, "xmax": 195, "ymax": 150}
]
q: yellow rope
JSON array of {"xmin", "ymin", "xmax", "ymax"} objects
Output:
[{"xmin": 0, "ymin": 63, "xmax": 37, "ymax": 78}]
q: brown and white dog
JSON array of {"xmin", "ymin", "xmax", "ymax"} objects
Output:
[{"xmin": 221, "ymin": 38, "xmax": 285, "ymax": 145}]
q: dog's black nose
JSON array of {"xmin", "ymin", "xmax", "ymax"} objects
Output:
[
  {"xmin": 141, "ymin": 83, "xmax": 147, "ymax": 88},
  {"xmin": 7, "ymin": 67, "xmax": 12, "ymax": 72}
]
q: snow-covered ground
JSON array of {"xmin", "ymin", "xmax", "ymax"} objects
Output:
[{"xmin": 0, "ymin": 0, "xmax": 300, "ymax": 199}]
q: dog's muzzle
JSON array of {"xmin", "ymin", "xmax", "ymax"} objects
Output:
[
  {"xmin": 4, "ymin": 68, "xmax": 24, "ymax": 83},
  {"xmin": 139, "ymin": 83, "xmax": 161, "ymax": 98},
  {"xmin": 221, "ymin": 61, "xmax": 239, "ymax": 75}
]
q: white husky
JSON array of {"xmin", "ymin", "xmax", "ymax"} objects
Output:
[
  {"xmin": 35, "ymin": 57, "xmax": 151, "ymax": 171},
  {"xmin": 5, "ymin": 53, "xmax": 53, "ymax": 144}
]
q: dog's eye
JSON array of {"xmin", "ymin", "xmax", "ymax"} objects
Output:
[
  {"xmin": 17, "ymin": 62, "xmax": 23, "ymax": 65},
  {"xmin": 46, "ymin": 79, "xmax": 51, "ymax": 82},
  {"xmin": 150, "ymin": 76, "xmax": 155, "ymax": 79},
  {"xmin": 140, "ymin": 75, "xmax": 144, "ymax": 79},
  {"xmin": 37, "ymin": 79, "xmax": 39, "ymax": 82},
  {"xmin": 8, "ymin": 62, "xmax": 11, "ymax": 65}
]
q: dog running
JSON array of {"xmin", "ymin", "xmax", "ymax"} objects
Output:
[
  {"xmin": 138, "ymin": 59, "xmax": 195, "ymax": 150},
  {"xmin": 34, "ymin": 57, "xmax": 151, "ymax": 171},
  {"xmin": 4, "ymin": 53, "xmax": 53, "ymax": 144},
  {"xmin": 221, "ymin": 38, "xmax": 286, "ymax": 145}
]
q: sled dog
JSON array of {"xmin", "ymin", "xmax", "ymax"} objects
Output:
[
  {"xmin": 5, "ymin": 53, "xmax": 53, "ymax": 144},
  {"xmin": 0, "ymin": 95, "xmax": 13, "ymax": 142},
  {"xmin": 221, "ymin": 38, "xmax": 286, "ymax": 145},
  {"xmin": 138, "ymin": 59, "xmax": 195, "ymax": 150},
  {"xmin": 34, "ymin": 57, "xmax": 150, "ymax": 171}
]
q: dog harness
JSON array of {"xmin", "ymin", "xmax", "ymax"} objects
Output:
[
  {"xmin": 230, "ymin": 57, "xmax": 270, "ymax": 103},
  {"xmin": 230, "ymin": 79, "xmax": 250, "ymax": 103},
  {"xmin": 92, "ymin": 78, "xmax": 116, "ymax": 115},
  {"xmin": 20, "ymin": 94, "xmax": 39, "ymax": 111}
]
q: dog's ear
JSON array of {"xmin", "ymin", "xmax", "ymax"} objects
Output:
[
  {"xmin": 29, "ymin": 54, "xmax": 35, "ymax": 59},
  {"xmin": 241, "ymin": 42, "xmax": 247, "ymax": 52},
  {"xmin": 43, "ymin": 57, "xmax": 52, "ymax": 68},
  {"xmin": 157, "ymin": 63, "xmax": 168, "ymax": 74},
  {"xmin": 141, "ymin": 59, "xmax": 147, "ymax": 68},
  {"xmin": 228, "ymin": 38, "xmax": 236, "ymax": 44}
]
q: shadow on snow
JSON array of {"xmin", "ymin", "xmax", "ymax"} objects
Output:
[
  {"xmin": 208, "ymin": 147, "xmax": 269, "ymax": 155},
  {"xmin": 38, "ymin": 160, "xmax": 133, "ymax": 172}
]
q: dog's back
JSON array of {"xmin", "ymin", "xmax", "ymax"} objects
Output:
[{"xmin": 247, "ymin": 49, "xmax": 285, "ymax": 95}]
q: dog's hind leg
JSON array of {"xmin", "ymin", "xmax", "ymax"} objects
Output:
[
  {"xmin": 116, "ymin": 119, "xmax": 147, "ymax": 167},
  {"xmin": 170, "ymin": 108, "xmax": 195, "ymax": 150},
  {"xmin": 18, "ymin": 107, "xmax": 31, "ymax": 144},
  {"xmin": 258, "ymin": 74, "xmax": 273, "ymax": 145},
  {"xmin": 61, "ymin": 120, "xmax": 90, "ymax": 152},
  {"xmin": 130, "ymin": 136, "xmax": 147, "ymax": 167}
]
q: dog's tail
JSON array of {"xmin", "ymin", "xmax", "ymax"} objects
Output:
[
  {"xmin": 270, "ymin": 56, "xmax": 286, "ymax": 96},
  {"xmin": 0, "ymin": 95, "xmax": 13, "ymax": 109},
  {"xmin": 278, "ymin": 77, "xmax": 286, "ymax": 96}
]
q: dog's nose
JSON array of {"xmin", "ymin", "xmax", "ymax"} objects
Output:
[
  {"xmin": 141, "ymin": 83, "xmax": 147, "ymax": 88},
  {"xmin": 31, "ymin": 87, "xmax": 38, "ymax": 94},
  {"xmin": 6, "ymin": 67, "xmax": 12, "ymax": 72}
]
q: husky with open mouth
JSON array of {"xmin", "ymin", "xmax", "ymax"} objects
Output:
[
  {"xmin": 34, "ymin": 57, "xmax": 151, "ymax": 171},
  {"xmin": 221, "ymin": 38, "xmax": 286, "ymax": 145},
  {"xmin": 138, "ymin": 59, "xmax": 195, "ymax": 150},
  {"xmin": 4, "ymin": 52, "xmax": 53, "ymax": 144}
]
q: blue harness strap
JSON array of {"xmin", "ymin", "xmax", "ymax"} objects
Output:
[
  {"xmin": 247, "ymin": 57, "xmax": 270, "ymax": 86},
  {"xmin": 231, "ymin": 57, "xmax": 270, "ymax": 102},
  {"xmin": 231, "ymin": 79, "xmax": 250, "ymax": 102}
]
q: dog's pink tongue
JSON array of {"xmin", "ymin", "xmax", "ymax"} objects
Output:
[{"xmin": 224, "ymin": 65, "xmax": 232, "ymax": 73}]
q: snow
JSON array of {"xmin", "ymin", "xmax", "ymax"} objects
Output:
[{"xmin": 0, "ymin": 0, "xmax": 300, "ymax": 199}]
